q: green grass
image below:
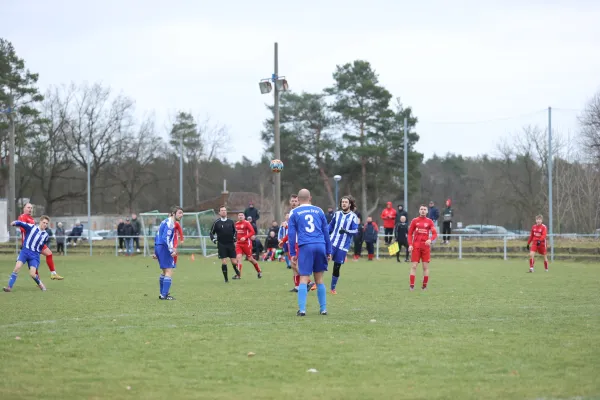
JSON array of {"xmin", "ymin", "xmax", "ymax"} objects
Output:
[{"xmin": 1, "ymin": 255, "xmax": 599, "ymax": 400}]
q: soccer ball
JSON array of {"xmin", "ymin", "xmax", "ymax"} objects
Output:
[{"xmin": 270, "ymin": 159, "xmax": 284, "ymax": 173}]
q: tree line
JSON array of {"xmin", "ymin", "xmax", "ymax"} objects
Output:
[{"xmin": 1, "ymin": 38, "xmax": 599, "ymax": 233}]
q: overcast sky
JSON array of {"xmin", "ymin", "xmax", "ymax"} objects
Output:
[{"xmin": 4, "ymin": 0, "xmax": 599, "ymax": 163}]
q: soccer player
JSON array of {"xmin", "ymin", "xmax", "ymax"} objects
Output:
[
  {"xmin": 288, "ymin": 188, "xmax": 332, "ymax": 316},
  {"xmin": 408, "ymin": 204, "xmax": 438, "ymax": 290},
  {"xmin": 278, "ymin": 213, "xmax": 291, "ymax": 269},
  {"xmin": 235, "ymin": 212, "xmax": 262, "ymax": 278},
  {"xmin": 18, "ymin": 203, "xmax": 63, "ymax": 280},
  {"xmin": 4, "ymin": 216, "xmax": 51, "ymax": 292},
  {"xmin": 527, "ymin": 214, "xmax": 549, "ymax": 272},
  {"xmin": 173, "ymin": 219, "xmax": 184, "ymax": 266},
  {"xmin": 152, "ymin": 206, "xmax": 183, "ymax": 300},
  {"xmin": 210, "ymin": 206, "xmax": 241, "ymax": 282},
  {"xmin": 328, "ymin": 195, "xmax": 359, "ymax": 294}
]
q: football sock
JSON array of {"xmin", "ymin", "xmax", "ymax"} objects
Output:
[
  {"xmin": 317, "ymin": 283, "xmax": 327, "ymax": 312},
  {"xmin": 331, "ymin": 262, "xmax": 341, "ymax": 290},
  {"xmin": 544, "ymin": 260, "xmax": 548, "ymax": 270},
  {"xmin": 237, "ymin": 263, "xmax": 243, "ymax": 276},
  {"xmin": 161, "ymin": 276, "xmax": 172, "ymax": 297},
  {"xmin": 232, "ymin": 263, "xmax": 240, "ymax": 276},
  {"xmin": 529, "ymin": 258, "xmax": 534, "ymax": 268},
  {"xmin": 331, "ymin": 276, "xmax": 339, "ymax": 290},
  {"xmin": 159, "ymin": 275, "xmax": 164, "ymax": 293},
  {"xmin": 221, "ymin": 264, "xmax": 228, "ymax": 281},
  {"xmin": 32, "ymin": 274, "xmax": 41, "ymax": 286},
  {"xmin": 46, "ymin": 254, "xmax": 56, "ymax": 272},
  {"xmin": 8, "ymin": 272, "xmax": 17, "ymax": 288},
  {"xmin": 410, "ymin": 274, "xmax": 416, "ymax": 287},
  {"xmin": 252, "ymin": 261, "xmax": 261, "ymax": 273},
  {"xmin": 423, "ymin": 275, "xmax": 429, "ymax": 288},
  {"xmin": 297, "ymin": 283, "xmax": 308, "ymax": 312},
  {"xmin": 405, "ymin": 249, "xmax": 409, "ymax": 259},
  {"xmin": 285, "ymin": 254, "xmax": 290, "ymax": 267},
  {"xmin": 294, "ymin": 275, "xmax": 300, "ymax": 288},
  {"xmin": 173, "ymin": 255, "xmax": 178, "ymax": 265}
]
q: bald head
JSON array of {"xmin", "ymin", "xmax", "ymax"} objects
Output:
[{"xmin": 297, "ymin": 189, "xmax": 311, "ymax": 204}]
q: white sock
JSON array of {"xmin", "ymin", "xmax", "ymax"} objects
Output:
[{"xmin": 51, "ymin": 271, "xmax": 56, "ymax": 275}]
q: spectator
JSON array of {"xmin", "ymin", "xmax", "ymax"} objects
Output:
[
  {"xmin": 263, "ymin": 231, "xmax": 279, "ymax": 261},
  {"xmin": 395, "ymin": 204, "xmax": 408, "ymax": 225},
  {"xmin": 68, "ymin": 220, "xmax": 84, "ymax": 246},
  {"xmin": 117, "ymin": 218, "xmax": 125, "ymax": 253},
  {"xmin": 394, "ymin": 215, "xmax": 410, "ymax": 262},
  {"xmin": 363, "ymin": 216, "xmax": 379, "ymax": 261},
  {"xmin": 131, "ymin": 213, "xmax": 142, "ymax": 253},
  {"xmin": 123, "ymin": 218, "xmax": 135, "ymax": 256},
  {"xmin": 268, "ymin": 221, "xmax": 279, "ymax": 236},
  {"xmin": 442, "ymin": 198, "xmax": 453, "ymax": 244},
  {"xmin": 55, "ymin": 222, "xmax": 65, "ymax": 255},
  {"xmin": 380, "ymin": 201, "xmax": 397, "ymax": 245},
  {"xmin": 246, "ymin": 216, "xmax": 258, "ymax": 235},
  {"xmin": 326, "ymin": 207, "xmax": 334, "ymax": 223},
  {"xmin": 427, "ymin": 201, "xmax": 440, "ymax": 229},
  {"xmin": 251, "ymin": 235, "xmax": 264, "ymax": 261},
  {"xmin": 244, "ymin": 202, "xmax": 260, "ymax": 223},
  {"xmin": 353, "ymin": 217, "xmax": 364, "ymax": 260},
  {"xmin": 45, "ymin": 226, "xmax": 54, "ymax": 250}
]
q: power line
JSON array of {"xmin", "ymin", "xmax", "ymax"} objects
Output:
[{"xmin": 419, "ymin": 109, "xmax": 548, "ymax": 125}]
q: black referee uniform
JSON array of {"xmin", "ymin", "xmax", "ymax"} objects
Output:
[
  {"xmin": 210, "ymin": 217, "xmax": 240, "ymax": 282},
  {"xmin": 394, "ymin": 220, "xmax": 410, "ymax": 262}
]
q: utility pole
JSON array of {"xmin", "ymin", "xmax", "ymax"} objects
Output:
[
  {"xmin": 8, "ymin": 94, "xmax": 16, "ymax": 226},
  {"xmin": 273, "ymin": 42, "xmax": 282, "ymax": 224}
]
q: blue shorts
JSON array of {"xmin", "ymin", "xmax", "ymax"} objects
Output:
[
  {"xmin": 17, "ymin": 248, "xmax": 41, "ymax": 269},
  {"xmin": 155, "ymin": 244, "xmax": 175, "ymax": 270},
  {"xmin": 331, "ymin": 246, "xmax": 348, "ymax": 264},
  {"xmin": 297, "ymin": 243, "xmax": 328, "ymax": 276}
]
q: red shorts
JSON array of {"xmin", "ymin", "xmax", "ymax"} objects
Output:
[
  {"xmin": 236, "ymin": 243, "xmax": 252, "ymax": 258},
  {"xmin": 411, "ymin": 245, "xmax": 431, "ymax": 263},
  {"xmin": 531, "ymin": 244, "xmax": 547, "ymax": 255}
]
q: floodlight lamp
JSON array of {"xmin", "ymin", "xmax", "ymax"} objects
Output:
[
  {"xmin": 276, "ymin": 78, "xmax": 289, "ymax": 92},
  {"xmin": 259, "ymin": 80, "xmax": 272, "ymax": 94},
  {"xmin": 333, "ymin": 175, "xmax": 342, "ymax": 182}
]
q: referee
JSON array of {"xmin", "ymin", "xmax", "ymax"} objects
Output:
[{"xmin": 210, "ymin": 206, "xmax": 240, "ymax": 282}]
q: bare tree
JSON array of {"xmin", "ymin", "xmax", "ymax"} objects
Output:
[
  {"xmin": 62, "ymin": 83, "xmax": 134, "ymax": 192},
  {"xmin": 579, "ymin": 91, "xmax": 600, "ymax": 164}
]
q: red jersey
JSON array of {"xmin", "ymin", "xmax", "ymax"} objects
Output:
[
  {"xmin": 235, "ymin": 220, "xmax": 255, "ymax": 244},
  {"xmin": 408, "ymin": 216, "xmax": 437, "ymax": 246},
  {"xmin": 528, "ymin": 224, "xmax": 547, "ymax": 245},
  {"xmin": 173, "ymin": 222, "xmax": 184, "ymax": 247},
  {"xmin": 380, "ymin": 205, "xmax": 397, "ymax": 229},
  {"xmin": 18, "ymin": 213, "xmax": 35, "ymax": 244}
]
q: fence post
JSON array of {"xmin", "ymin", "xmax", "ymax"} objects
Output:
[
  {"xmin": 458, "ymin": 235, "xmax": 462, "ymax": 259},
  {"xmin": 503, "ymin": 235, "xmax": 507, "ymax": 260},
  {"xmin": 115, "ymin": 237, "xmax": 118, "ymax": 257}
]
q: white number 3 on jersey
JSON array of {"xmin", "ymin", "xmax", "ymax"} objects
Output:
[{"xmin": 304, "ymin": 214, "xmax": 315, "ymax": 233}]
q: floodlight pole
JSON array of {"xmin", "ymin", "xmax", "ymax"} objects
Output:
[{"xmin": 273, "ymin": 42, "xmax": 282, "ymax": 224}]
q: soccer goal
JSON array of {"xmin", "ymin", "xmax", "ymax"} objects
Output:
[{"xmin": 139, "ymin": 209, "xmax": 218, "ymax": 257}]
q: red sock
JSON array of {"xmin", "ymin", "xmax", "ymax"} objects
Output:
[
  {"xmin": 252, "ymin": 261, "xmax": 261, "ymax": 273},
  {"xmin": 544, "ymin": 260, "xmax": 548, "ymax": 270},
  {"xmin": 368, "ymin": 254, "xmax": 373, "ymax": 260},
  {"xmin": 237, "ymin": 263, "xmax": 243, "ymax": 275},
  {"xmin": 46, "ymin": 254, "xmax": 56, "ymax": 272},
  {"xmin": 409, "ymin": 274, "xmax": 415, "ymax": 287},
  {"xmin": 423, "ymin": 275, "xmax": 429, "ymax": 288},
  {"xmin": 294, "ymin": 275, "xmax": 300, "ymax": 287},
  {"xmin": 173, "ymin": 255, "xmax": 178, "ymax": 264},
  {"xmin": 529, "ymin": 258, "xmax": 534, "ymax": 268}
]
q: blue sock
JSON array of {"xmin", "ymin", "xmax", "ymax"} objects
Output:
[
  {"xmin": 8, "ymin": 272, "xmax": 17, "ymax": 288},
  {"xmin": 331, "ymin": 276, "xmax": 339, "ymax": 290},
  {"xmin": 285, "ymin": 254, "xmax": 290, "ymax": 267},
  {"xmin": 32, "ymin": 274, "xmax": 41, "ymax": 285},
  {"xmin": 297, "ymin": 282, "xmax": 308, "ymax": 312},
  {"xmin": 317, "ymin": 284, "xmax": 327, "ymax": 312},
  {"xmin": 159, "ymin": 275, "xmax": 164, "ymax": 293},
  {"xmin": 161, "ymin": 276, "xmax": 172, "ymax": 297}
]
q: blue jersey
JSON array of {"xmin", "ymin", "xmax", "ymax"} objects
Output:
[
  {"xmin": 329, "ymin": 210, "xmax": 359, "ymax": 251},
  {"xmin": 288, "ymin": 204, "xmax": 332, "ymax": 257},
  {"xmin": 155, "ymin": 217, "xmax": 175, "ymax": 253},
  {"xmin": 14, "ymin": 221, "xmax": 49, "ymax": 253}
]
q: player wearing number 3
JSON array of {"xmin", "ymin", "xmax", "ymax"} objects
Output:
[{"xmin": 288, "ymin": 189, "xmax": 332, "ymax": 316}]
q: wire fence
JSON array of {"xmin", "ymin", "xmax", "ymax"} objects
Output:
[{"xmin": 1, "ymin": 233, "xmax": 598, "ymax": 262}]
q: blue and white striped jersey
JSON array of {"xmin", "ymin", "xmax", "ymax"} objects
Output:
[
  {"xmin": 155, "ymin": 217, "xmax": 175, "ymax": 253},
  {"xmin": 278, "ymin": 223, "xmax": 288, "ymax": 241},
  {"xmin": 328, "ymin": 210, "xmax": 359, "ymax": 251},
  {"xmin": 15, "ymin": 221, "xmax": 49, "ymax": 253}
]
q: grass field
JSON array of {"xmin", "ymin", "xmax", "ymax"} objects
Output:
[{"xmin": 1, "ymin": 254, "xmax": 599, "ymax": 400}]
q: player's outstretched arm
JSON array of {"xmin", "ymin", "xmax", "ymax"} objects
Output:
[{"xmin": 322, "ymin": 212, "xmax": 333, "ymax": 256}]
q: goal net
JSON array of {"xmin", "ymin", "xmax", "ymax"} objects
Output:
[{"xmin": 139, "ymin": 209, "xmax": 218, "ymax": 257}]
